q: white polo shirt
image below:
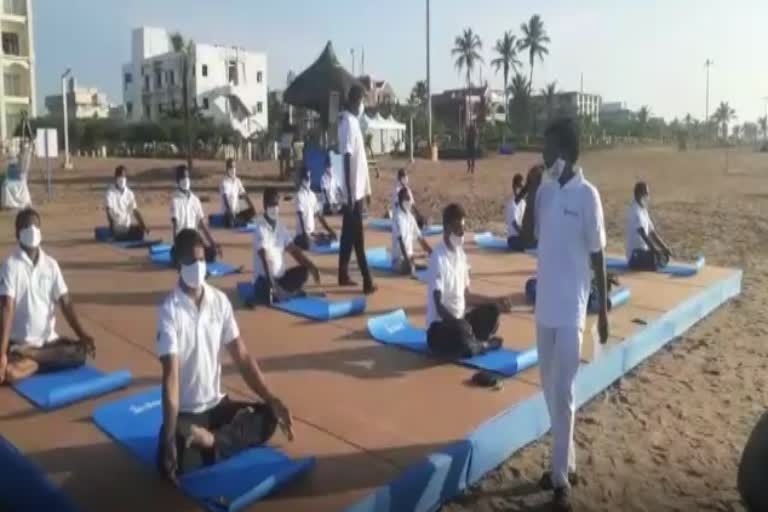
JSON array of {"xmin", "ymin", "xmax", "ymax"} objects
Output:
[
  {"xmin": 170, "ymin": 190, "xmax": 205, "ymax": 236},
  {"xmin": 505, "ymin": 196, "xmax": 526, "ymax": 237},
  {"xmin": 105, "ymin": 185, "xmax": 137, "ymax": 230},
  {"xmin": 0, "ymin": 247, "xmax": 68, "ymax": 347},
  {"xmin": 321, "ymin": 172, "xmax": 338, "ymax": 206},
  {"xmin": 252, "ymin": 215, "xmax": 293, "ymax": 280},
  {"xmin": 295, "ymin": 185, "xmax": 319, "ymax": 237},
  {"xmin": 220, "ymin": 176, "xmax": 246, "ymax": 215},
  {"xmin": 156, "ymin": 283, "xmax": 239, "ymax": 413},
  {"xmin": 625, "ymin": 201, "xmax": 654, "ymax": 260},
  {"xmin": 534, "ymin": 168, "xmax": 606, "ymax": 329},
  {"xmin": 338, "ymin": 111, "xmax": 371, "ymax": 203},
  {"xmin": 426, "ymin": 240, "xmax": 470, "ymax": 327},
  {"xmin": 391, "ymin": 207, "xmax": 421, "ymax": 265}
]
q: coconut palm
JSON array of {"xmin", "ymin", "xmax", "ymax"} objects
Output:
[
  {"xmin": 491, "ymin": 31, "xmax": 521, "ymax": 127},
  {"xmin": 409, "ymin": 80, "xmax": 428, "ymax": 107},
  {"xmin": 637, "ymin": 106, "xmax": 650, "ymax": 136},
  {"xmin": 759, "ymin": 116, "xmax": 768, "ymax": 142},
  {"xmin": 170, "ymin": 32, "xmax": 194, "ymax": 170},
  {"xmin": 540, "ymin": 81, "xmax": 558, "ymax": 123},
  {"xmin": 507, "ymin": 72, "xmax": 531, "ymax": 132},
  {"xmin": 732, "ymin": 125, "xmax": 741, "ymax": 141},
  {"xmin": 452, "ymin": 28, "xmax": 484, "ymax": 92},
  {"xmin": 712, "ymin": 102, "xmax": 736, "ymax": 140},
  {"xmin": 518, "ymin": 15, "xmax": 550, "ymax": 92}
]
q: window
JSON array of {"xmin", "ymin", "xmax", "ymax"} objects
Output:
[
  {"xmin": 168, "ymin": 70, "xmax": 175, "ymax": 86},
  {"xmin": 143, "ymin": 75, "xmax": 150, "ymax": 92},
  {"xmin": 154, "ymin": 69, "xmax": 162, "ymax": 89},
  {"xmin": 2, "ymin": 32, "xmax": 19, "ymax": 56},
  {"xmin": 4, "ymin": 0, "xmax": 26, "ymax": 16},
  {"xmin": 3, "ymin": 72, "xmax": 20, "ymax": 96},
  {"xmin": 227, "ymin": 60, "xmax": 238, "ymax": 85},
  {"xmin": 256, "ymin": 101, "xmax": 263, "ymax": 113},
  {"xmin": 144, "ymin": 104, "xmax": 150, "ymax": 119},
  {"xmin": 256, "ymin": 71, "xmax": 263, "ymax": 83},
  {"xmin": 201, "ymin": 64, "xmax": 208, "ymax": 77},
  {"xmin": 202, "ymin": 98, "xmax": 209, "ymax": 110},
  {"xmin": 126, "ymin": 102, "xmax": 133, "ymax": 116},
  {"xmin": 124, "ymin": 72, "xmax": 132, "ymax": 86}
]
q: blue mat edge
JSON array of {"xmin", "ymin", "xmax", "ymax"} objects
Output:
[{"xmin": 343, "ymin": 269, "xmax": 742, "ymax": 512}]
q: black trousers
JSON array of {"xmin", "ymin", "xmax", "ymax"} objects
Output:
[
  {"xmin": 628, "ymin": 249, "xmax": 660, "ymax": 271},
  {"xmin": 253, "ymin": 266, "xmax": 309, "ymax": 304},
  {"xmin": 427, "ymin": 304, "xmax": 500, "ymax": 358},
  {"xmin": 156, "ymin": 396, "xmax": 277, "ymax": 473},
  {"xmin": 507, "ymin": 235, "xmax": 526, "ymax": 252},
  {"xmin": 338, "ymin": 200, "xmax": 373, "ymax": 287},
  {"xmin": 7, "ymin": 337, "xmax": 86, "ymax": 372},
  {"xmin": 293, "ymin": 233, "xmax": 310, "ymax": 251},
  {"xmin": 108, "ymin": 215, "xmax": 144, "ymax": 242},
  {"xmin": 224, "ymin": 207, "xmax": 256, "ymax": 228}
]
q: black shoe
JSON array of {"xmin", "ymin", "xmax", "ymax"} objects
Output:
[
  {"xmin": 338, "ymin": 277, "xmax": 358, "ymax": 287},
  {"xmin": 539, "ymin": 471, "xmax": 578, "ymax": 490},
  {"xmin": 552, "ymin": 486, "xmax": 573, "ymax": 512}
]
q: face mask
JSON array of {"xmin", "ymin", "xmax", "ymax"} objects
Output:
[
  {"xmin": 401, "ymin": 200, "xmax": 412, "ymax": 212},
  {"xmin": 301, "ymin": 178, "xmax": 310, "ymax": 189},
  {"xmin": 546, "ymin": 158, "xmax": 566, "ymax": 180},
  {"xmin": 116, "ymin": 176, "xmax": 127, "ymax": 189},
  {"xmin": 357, "ymin": 102, "xmax": 365, "ymax": 117},
  {"xmin": 449, "ymin": 234, "xmax": 464, "ymax": 249},
  {"xmin": 227, "ymin": 168, "xmax": 236, "ymax": 178},
  {"xmin": 19, "ymin": 225, "xmax": 41, "ymax": 249},
  {"xmin": 641, "ymin": 196, "xmax": 650, "ymax": 208},
  {"xmin": 400, "ymin": 175, "xmax": 409, "ymax": 186},
  {"xmin": 179, "ymin": 177, "xmax": 191, "ymax": 191},
  {"xmin": 266, "ymin": 206, "xmax": 279, "ymax": 219},
  {"xmin": 180, "ymin": 260, "xmax": 206, "ymax": 289}
]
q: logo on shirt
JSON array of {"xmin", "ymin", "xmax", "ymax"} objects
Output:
[{"xmin": 563, "ymin": 208, "xmax": 579, "ymax": 218}]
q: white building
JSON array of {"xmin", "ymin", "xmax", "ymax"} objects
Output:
[
  {"xmin": 0, "ymin": 0, "xmax": 35, "ymax": 142},
  {"xmin": 45, "ymin": 78, "xmax": 111, "ymax": 119},
  {"xmin": 122, "ymin": 27, "xmax": 267, "ymax": 138}
]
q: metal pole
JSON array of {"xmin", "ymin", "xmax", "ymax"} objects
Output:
[
  {"xmin": 704, "ymin": 59, "xmax": 713, "ymax": 124},
  {"xmin": 409, "ymin": 115, "xmax": 414, "ymax": 162},
  {"xmin": 61, "ymin": 68, "xmax": 72, "ymax": 169},
  {"xmin": 426, "ymin": 0, "xmax": 432, "ymax": 146}
]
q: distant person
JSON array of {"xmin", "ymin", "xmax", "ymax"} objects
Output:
[
  {"xmin": 392, "ymin": 187, "xmax": 432, "ymax": 275},
  {"xmin": 0, "ymin": 208, "xmax": 95, "ymax": 384},
  {"xmin": 337, "ymin": 84, "xmax": 376, "ymax": 295},
  {"xmin": 465, "ymin": 123, "xmax": 478, "ymax": 175},
  {"xmin": 170, "ymin": 165, "xmax": 221, "ymax": 263},
  {"xmin": 251, "ymin": 187, "xmax": 320, "ymax": 305},
  {"xmin": 220, "ymin": 158, "xmax": 256, "ymax": 228},
  {"xmin": 1, "ymin": 142, "xmax": 32, "ymax": 210},
  {"xmin": 293, "ymin": 168, "xmax": 337, "ymax": 250},
  {"xmin": 520, "ymin": 163, "xmax": 544, "ymax": 249},
  {"xmin": 156, "ymin": 228, "xmax": 293, "ymax": 479},
  {"xmin": 105, "ymin": 165, "xmax": 149, "ymax": 241},
  {"xmin": 535, "ymin": 118, "xmax": 608, "ymax": 511},
  {"xmin": 425, "ymin": 203, "xmax": 512, "ymax": 358},
  {"xmin": 278, "ymin": 118, "xmax": 294, "ymax": 179},
  {"xmin": 624, "ymin": 181, "xmax": 673, "ymax": 270},
  {"xmin": 388, "ymin": 168, "xmax": 425, "ymax": 229},
  {"xmin": 321, "ymin": 152, "xmax": 342, "ymax": 215},
  {"xmin": 505, "ymin": 173, "xmax": 527, "ymax": 251}
]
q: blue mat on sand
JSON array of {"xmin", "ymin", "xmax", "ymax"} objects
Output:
[
  {"xmin": 237, "ymin": 223, "xmax": 257, "ymax": 234},
  {"xmin": 94, "ymin": 226, "xmax": 162, "ymax": 249},
  {"xmin": 367, "ymin": 309, "xmax": 538, "ymax": 377},
  {"xmin": 93, "ymin": 387, "xmax": 314, "ymax": 512},
  {"xmin": 365, "ymin": 247, "xmax": 428, "ymax": 282},
  {"xmin": 473, "ymin": 232, "xmax": 536, "ymax": 255},
  {"xmin": 12, "ymin": 365, "xmax": 132, "ymax": 409},
  {"xmin": 148, "ymin": 248, "xmax": 241, "ymax": 277},
  {"xmin": 237, "ymin": 282, "xmax": 366, "ymax": 321},
  {"xmin": 368, "ymin": 218, "xmax": 443, "ymax": 237},
  {"xmin": 0, "ymin": 435, "xmax": 80, "ymax": 512},
  {"xmin": 606, "ymin": 255, "xmax": 705, "ymax": 277},
  {"xmin": 309, "ymin": 240, "xmax": 340, "ymax": 255},
  {"xmin": 208, "ymin": 213, "xmax": 227, "ymax": 228},
  {"xmin": 524, "ymin": 278, "xmax": 631, "ymax": 313}
]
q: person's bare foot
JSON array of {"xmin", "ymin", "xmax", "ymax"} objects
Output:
[{"xmin": 186, "ymin": 425, "xmax": 215, "ymax": 450}]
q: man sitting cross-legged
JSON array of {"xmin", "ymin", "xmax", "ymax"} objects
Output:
[
  {"xmin": 251, "ymin": 187, "xmax": 320, "ymax": 305},
  {"xmin": 156, "ymin": 228, "xmax": 294, "ymax": 479},
  {"xmin": 293, "ymin": 168, "xmax": 337, "ymax": 251},
  {"xmin": 505, "ymin": 173, "xmax": 527, "ymax": 251},
  {"xmin": 391, "ymin": 186, "xmax": 432, "ymax": 275},
  {"xmin": 625, "ymin": 181, "xmax": 673, "ymax": 270},
  {"xmin": 0, "ymin": 208, "xmax": 96, "ymax": 384},
  {"xmin": 171, "ymin": 164, "xmax": 221, "ymax": 263},
  {"xmin": 426, "ymin": 203, "xmax": 513, "ymax": 359},
  {"xmin": 220, "ymin": 158, "xmax": 256, "ymax": 228},
  {"xmin": 105, "ymin": 165, "xmax": 150, "ymax": 242}
]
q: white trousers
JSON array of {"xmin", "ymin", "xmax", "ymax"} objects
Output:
[{"xmin": 536, "ymin": 324, "xmax": 582, "ymax": 488}]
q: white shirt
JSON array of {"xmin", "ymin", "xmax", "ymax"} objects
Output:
[
  {"xmin": 391, "ymin": 206, "xmax": 421, "ymax": 265},
  {"xmin": 534, "ymin": 168, "xmax": 606, "ymax": 329},
  {"xmin": 105, "ymin": 185, "xmax": 137, "ymax": 230},
  {"xmin": 0, "ymin": 247, "xmax": 68, "ymax": 347},
  {"xmin": 170, "ymin": 190, "xmax": 205, "ymax": 236},
  {"xmin": 321, "ymin": 172, "xmax": 339, "ymax": 206},
  {"xmin": 252, "ymin": 215, "xmax": 292, "ymax": 280},
  {"xmin": 338, "ymin": 111, "xmax": 371, "ymax": 203},
  {"xmin": 156, "ymin": 283, "xmax": 239, "ymax": 413},
  {"xmin": 426, "ymin": 240, "xmax": 470, "ymax": 327},
  {"xmin": 220, "ymin": 175, "xmax": 246, "ymax": 215},
  {"xmin": 505, "ymin": 196, "xmax": 526, "ymax": 237},
  {"xmin": 391, "ymin": 181, "xmax": 415, "ymax": 210},
  {"xmin": 295, "ymin": 185, "xmax": 319, "ymax": 236},
  {"xmin": 625, "ymin": 201, "xmax": 654, "ymax": 260}
]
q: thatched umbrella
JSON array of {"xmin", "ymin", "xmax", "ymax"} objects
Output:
[{"xmin": 284, "ymin": 41, "xmax": 361, "ymax": 127}]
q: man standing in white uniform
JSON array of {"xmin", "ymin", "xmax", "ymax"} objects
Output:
[
  {"xmin": 534, "ymin": 118, "xmax": 609, "ymax": 511},
  {"xmin": 337, "ymin": 85, "xmax": 375, "ymax": 295}
]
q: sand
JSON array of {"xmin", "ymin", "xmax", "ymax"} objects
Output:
[{"xmin": 9, "ymin": 145, "xmax": 765, "ymax": 511}]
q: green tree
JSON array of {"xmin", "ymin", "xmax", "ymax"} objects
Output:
[
  {"xmin": 758, "ymin": 116, "xmax": 768, "ymax": 142},
  {"xmin": 491, "ymin": 31, "xmax": 521, "ymax": 127},
  {"xmin": 540, "ymin": 81, "xmax": 558, "ymax": 123},
  {"xmin": 508, "ymin": 72, "xmax": 530, "ymax": 134},
  {"xmin": 409, "ymin": 80, "xmax": 428, "ymax": 107},
  {"xmin": 518, "ymin": 14, "xmax": 550, "ymax": 93},
  {"xmin": 170, "ymin": 31, "xmax": 194, "ymax": 170},
  {"xmin": 712, "ymin": 102, "xmax": 736, "ymax": 140},
  {"xmin": 451, "ymin": 28, "xmax": 484, "ymax": 123},
  {"xmin": 637, "ymin": 106, "xmax": 650, "ymax": 137}
]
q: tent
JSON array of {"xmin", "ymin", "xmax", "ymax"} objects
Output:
[{"xmin": 361, "ymin": 113, "xmax": 407, "ymax": 155}]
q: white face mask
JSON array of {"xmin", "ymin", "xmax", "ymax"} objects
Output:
[
  {"xmin": 400, "ymin": 175, "xmax": 409, "ymax": 186},
  {"xmin": 19, "ymin": 225, "xmax": 41, "ymax": 249},
  {"xmin": 116, "ymin": 176, "xmax": 127, "ymax": 189},
  {"xmin": 449, "ymin": 233, "xmax": 464, "ymax": 249},
  {"xmin": 266, "ymin": 206, "xmax": 279, "ymax": 219},
  {"xmin": 546, "ymin": 158, "xmax": 566, "ymax": 180},
  {"xmin": 227, "ymin": 168, "xmax": 236, "ymax": 178},
  {"xmin": 357, "ymin": 102, "xmax": 365, "ymax": 117},
  {"xmin": 179, "ymin": 177, "xmax": 191, "ymax": 191},
  {"xmin": 180, "ymin": 260, "xmax": 206, "ymax": 289}
]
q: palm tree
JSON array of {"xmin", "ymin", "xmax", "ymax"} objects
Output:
[
  {"xmin": 758, "ymin": 116, "xmax": 768, "ymax": 142},
  {"xmin": 507, "ymin": 72, "xmax": 530, "ymax": 133},
  {"xmin": 712, "ymin": 102, "xmax": 736, "ymax": 140},
  {"xmin": 637, "ymin": 106, "xmax": 650, "ymax": 137},
  {"xmin": 732, "ymin": 125, "xmax": 741, "ymax": 142},
  {"xmin": 518, "ymin": 15, "xmax": 550, "ymax": 92},
  {"xmin": 409, "ymin": 80, "xmax": 428, "ymax": 107},
  {"xmin": 540, "ymin": 81, "xmax": 558, "ymax": 123},
  {"xmin": 170, "ymin": 32, "xmax": 194, "ymax": 170},
  {"xmin": 491, "ymin": 31, "xmax": 521, "ymax": 127},
  {"xmin": 452, "ymin": 28, "xmax": 483, "ymax": 124}
]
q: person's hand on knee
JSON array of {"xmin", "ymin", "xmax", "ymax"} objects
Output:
[{"xmin": 80, "ymin": 335, "xmax": 96, "ymax": 358}]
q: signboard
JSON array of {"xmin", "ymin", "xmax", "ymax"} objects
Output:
[{"xmin": 35, "ymin": 128, "xmax": 58, "ymax": 159}]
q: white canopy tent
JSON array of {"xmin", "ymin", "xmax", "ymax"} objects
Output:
[{"xmin": 360, "ymin": 113, "xmax": 407, "ymax": 155}]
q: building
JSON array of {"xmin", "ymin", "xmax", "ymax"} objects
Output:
[
  {"xmin": 600, "ymin": 101, "xmax": 635, "ymax": 125},
  {"xmin": 0, "ymin": 0, "xmax": 35, "ymax": 142},
  {"xmin": 122, "ymin": 27, "xmax": 267, "ymax": 138},
  {"xmin": 531, "ymin": 91, "xmax": 602, "ymax": 126},
  {"xmin": 431, "ymin": 85, "xmax": 491, "ymax": 134},
  {"xmin": 44, "ymin": 78, "xmax": 111, "ymax": 119},
  {"xmin": 358, "ymin": 75, "xmax": 397, "ymax": 107}
]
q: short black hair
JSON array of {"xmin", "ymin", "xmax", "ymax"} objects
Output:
[
  {"xmin": 15, "ymin": 207, "xmax": 40, "ymax": 235},
  {"xmin": 225, "ymin": 158, "xmax": 234, "ymax": 169},
  {"xmin": 544, "ymin": 117, "xmax": 580, "ymax": 163},
  {"xmin": 115, "ymin": 165, "xmax": 126, "ymax": 177},
  {"xmin": 442, "ymin": 203, "xmax": 466, "ymax": 227},
  {"xmin": 634, "ymin": 181, "xmax": 649, "ymax": 197},
  {"xmin": 397, "ymin": 168, "xmax": 407, "ymax": 178},
  {"xmin": 171, "ymin": 228, "xmax": 204, "ymax": 268},
  {"xmin": 263, "ymin": 186, "xmax": 279, "ymax": 204},
  {"xmin": 348, "ymin": 84, "xmax": 364, "ymax": 105},
  {"xmin": 175, "ymin": 164, "xmax": 188, "ymax": 182},
  {"xmin": 512, "ymin": 173, "xmax": 524, "ymax": 187}
]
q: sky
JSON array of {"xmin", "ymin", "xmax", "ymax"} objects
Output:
[{"xmin": 34, "ymin": 0, "xmax": 768, "ymax": 123}]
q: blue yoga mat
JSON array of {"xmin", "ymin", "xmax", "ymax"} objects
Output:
[
  {"xmin": 473, "ymin": 232, "xmax": 508, "ymax": 250},
  {"xmin": 367, "ymin": 309, "xmax": 538, "ymax": 376},
  {"xmin": 310, "ymin": 240, "xmax": 340, "ymax": 255},
  {"xmin": 0, "ymin": 435, "xmax": 80, "ymax": 512},
  {"xmin": 12, "ymin": 364, "xmax": 132, "ymax": 409},
  {"xmin": 365, "ymin": 247, "xmax": 428, "ymax": 282},
  {"xmin": 93, "ymin": 387, "xmax": 314, "ymax": 512},
  {"xmin": 94, "ymin": 226, "xmax": 112, "ymax": 242},
  {"xmin": 524, "ymin": 278, "xmax": 631, "ymax": 312},
  {"xmin": 149, "ymin": 243, "xmax": 172, "ymax": 255},
  {"xmin": 149, "ymin": 248, "xmax": 241, "ymax": 277},
  {"xmin": 606, "ymin": 255, "xmax": 705, "ymax": 277},
  {"xmin": 208, "ymin": 213, "xmax": 227, "ymax": 228},
  {"xmin": 238, "ymin": 223, "xmax": 257, "ymax": 234},
  {"xmin": 421, "ymin": 224, "xmax": 443, "ymax": 237},
  {"xmin": 237, "ymin": 282, "xmax": 366, "ymax": 320},
  {"xmin": 367, "ymin": 218, "xmax": 393, "ymax": 231},
  {"xmin": 94, "ymin": 226, "xmax": 162, "ymax": 249}
]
